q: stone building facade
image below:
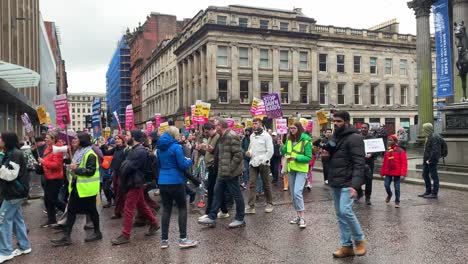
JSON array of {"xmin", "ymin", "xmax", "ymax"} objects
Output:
[
  {"xmin": 142, "ymin": 5, "xmax": 420, "ymax": 134},
  {"xmin": 67, "ymin": 93, "xmax": 106, "ymax": 132}
]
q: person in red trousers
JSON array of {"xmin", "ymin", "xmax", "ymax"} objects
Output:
[{"xmin": 380, "ymin": 135, "xmax": 408, "ymax": 208}]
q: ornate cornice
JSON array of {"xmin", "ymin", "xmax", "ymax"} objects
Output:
[
  {"xmin": 407, "ymin": 0, "xmax": 434, "ymax": 18},
  {"xmin": 453, "ymin": 0, "xmax": 468, "ymax": 6}
]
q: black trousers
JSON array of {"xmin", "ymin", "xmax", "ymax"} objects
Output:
[
  {"xmin": 358, "ymin": 164, "xmax": 374, "ymax": 199},
  {"xmin": 66, "ymin": 188, "xmax": 100, "ymax": 236},
  {"xmin": 205, "ymin": 166, "xmax": 229, "ymax": 215},
  {"xmin": 322, "ymin": 161, "xmax": 330, "ymax": 182},
  {"xmin": 44, "ymin": 179, "xmax": 66, "ymax": 223},
  {"xmin": 270, "ymin": 158, "xmax": 281, "ymax": 183},
  {"xmin": 159, "ymin": 184, "xmax": 187, "ymax": 240}
]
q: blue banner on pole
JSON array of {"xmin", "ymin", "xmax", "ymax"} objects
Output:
[
  {"xmin": 434, "ymin": 0, "xmax": 453, "ymax": 97},
  {"xmin": 92, "ymin": 98, "xmax": 102, "ymax": 137}
]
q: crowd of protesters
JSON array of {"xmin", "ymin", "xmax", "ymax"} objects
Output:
[{"xmin": 0, "ymin": 110, "xmax": 450, "ymax": 262}]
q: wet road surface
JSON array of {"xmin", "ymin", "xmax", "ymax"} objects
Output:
[{"xmin": 11, "ymin": 174, "xmax": 468, "ymax": 264}]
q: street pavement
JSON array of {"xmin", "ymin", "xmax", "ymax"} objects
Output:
[{"xmin": 11, "ymin": 173, "xmax": 468, "ymax": 264}]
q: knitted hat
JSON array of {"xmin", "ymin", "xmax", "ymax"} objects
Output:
[
  {"xmin": 422, "ymin": 123, "xmax": 434, "ymax": 137},
  {"xmin": 115, "ymin": 134, "xmax": 126, "ymax": 142},
  {"xmin": 388, "ymin": 134, "xmax": 398, "ymax": 142}
]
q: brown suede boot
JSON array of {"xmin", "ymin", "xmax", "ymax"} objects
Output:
[
  {"xmin": 354, "ymin": 240, "xmax": 367, "ymax": 256},
  {"xmin": 333, "ymin": 246, "xmax": 355, "ymax": 258}
]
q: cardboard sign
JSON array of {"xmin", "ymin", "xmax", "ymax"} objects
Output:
[
  {"xmin": 364, "ymin": 138, "xmax": 386, "ymax": 153},
  {"xmin": 36, "ymin": 105, "xmax": 47, "ymax": 124},
  {"xmin": 307, "ymin": 120, "xmax": 314, "ymax": 132},
  {"xmin": 103, "ymin": 127, "xmax": 111, "ymax": 139},
  {"xmin": 159, "ymin": 122, "xmax": 169, "ymax": 134},
  {"xmin": 316, "ymin": 110, "xmax": 328, "ymax": 125},
  {"xmin": 246, "ymin": 119, "xmax": 253, "ymax": 128},
  {"xmin": 53, "ymin": 94, "xmax": 71, "ymax": 129},
  {"xmin": 276, "ymin": 119, "xmax": 288, "ymax": 135},
  {"xmin": 125, "ymin": 104, "xmax": 134, "ymax": 131},
  {"xmin": 288, "ymin": 117, "xmax": 297, "ymax": 128},
  {"xmin": 21, "ymin": 113, "xmax": 34, "ymax": 134},
  {"xmin": 263, "ymin": 93, "xmax": 283, "ymax": 119}
]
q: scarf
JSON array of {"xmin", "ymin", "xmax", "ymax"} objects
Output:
[
  {"xmin": 254, "ymin": 128, "xmax": 264, "ymax": 136},
  {"xmin": 387, "ymin": 145, "xmax": 397, "ymax": 171},
  {"xmin": 72, "ymin": 146, "xmax": 93, "ymax": 165}
]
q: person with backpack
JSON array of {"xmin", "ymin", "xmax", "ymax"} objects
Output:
[
  {"xmin": 111, "ymin": 130, "xmax": 160, "ymax": 245},
  {"xmin": 419, "ymin": 123, "xmax": 443, "ymax": 199},
  {"xmin": 0, "ymin": 132, "xmax": 32, "ymax": 263}
]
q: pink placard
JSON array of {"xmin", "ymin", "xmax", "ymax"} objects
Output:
[{"xmin": 53, "ymin": 94, "xmax": 71, "ymax": 129}]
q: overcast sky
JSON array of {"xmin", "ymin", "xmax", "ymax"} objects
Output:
[{"xmin": 40, "ymin": 0, "xmax": 420, "ymax": 94}]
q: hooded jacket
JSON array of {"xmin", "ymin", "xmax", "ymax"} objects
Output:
[
  {"xmin": 217, "ymin": 129, "xmax": 243, "ymax": 178},
  {"xmin": 380, "ymin": 145, "xmax": 408, "ymax": 177},
  {"xmin": 325, "ymin": 126, "xmax": 365, "ymax": 189},
  {"xmin": 42, "ymin": 142, "xmax": 64, "ymax": 180},
  {"xmin": 0, "ymin": 148, "xmax": 29, "ymax": 200},
  {"xmin": 157, "ymin": 132, "xmax": 192, "ymax": 185},
  {"xmin": 422, "ymin": 123, "xmax": 442, "ymax": 163}
]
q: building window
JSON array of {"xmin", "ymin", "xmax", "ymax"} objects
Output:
[
  {"xmin": 217, "ymin": 15, "xmax": 227, "ymax": 25},
  {"xmin": 218, "ymin": 80, "xmax": 228, "ymax": 103},
  {"xmin": 319, "ymin": 54, "xmax": 327, "ymax": 72},
  {"xmin": 299, "ymin": 24, "xmax": 308, "ymax": 33},
  {"xmin": 260, "ymin": 81, "xmax": 270, "ymax": 98},
  {"xmin": 319, "ymin": 82, "xmax": 328, "ymax": 105},
  {"xmin": 299, "ymin": 52, "xmax": 308, "ymax": 70},
  {"xmin": 260, "ymin": 49, "xmax": 269, "ymax": 68},
  {"xmin": 280, "ymin": 22, "xmax": 289, "ymax": 31},
  {"xmin": 300, "ymin": 82, "xmax": 308, "ymax": 104},
  {"xmin": 217, "ymin": 46, "xmax": 228, "ymax": 66},
  {"xmin": 280, "ymin": 81, "xmax": 289, "ymax": 104},
  {"xmin": 239, "ymin": 47, "xmax": 249, "ymax": 67},
  {"xmin": 354, "ymin": 84, "xmax": 362, "ymax": 105},
  {"xmin": 72, "ymin": 108, "xmax": 75, "ymax": 113},
  {"xmin": 72, "ymin": 115, "xmax": 75, "ymax": 120},
  {"xmin": 370, "ymin": 84, "xmax": 378, "ymax": 105},
  {"xmin": 72, "ymin": 121, "xmax": 75, "ymax": 126},
  {"xmin": 280, "ymin": 50, "xmax": 289, "ymax": 70},
  {"xmin": 260, "ymin": 19, "xmax": 269, "ymax": 29},
  {"xmin": 370, "ymin": 57, "xmax": 378, "ymax": 74},
  {"xmin": 354, "ymin": 56, "xmax": 361, "ymax": 73},
  {"xmin": 386, "ymin": 84, "xmax": 394, "ymax": 105},
  {"xmin": 240, "ymin": 80, "xmax": 250, "ymax": 104},
  {"xmin": 400, "ymin": 85, "xmax": 408, "ymax": 105},
  {"xmin": 239, "ymin": 17, "xmax": 248, "ymax": 27},
  {"xmin": 337, "ymin": 55, "xmax": 345, "ymax": 73},
  {"xmin": 385, "ymin": 58, "xmax": 393, "ymax": 75},
  {"xmin": 400, "ymin": 59, "xmax": 408, "ymax": 76},
  {"xmin": 77, "ymin": 108, "xmax": 80, "ymax": 113},
  {"xmin": 337, "ymin": 83, "xmax": 345, "ymax": 105}
]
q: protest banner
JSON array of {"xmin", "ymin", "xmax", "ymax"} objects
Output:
[
  {"xmin": 159, "ymin": 122, "xmax": 169, "ymax": 134},
  {"xmin": 36, "ymin": 105, "xmax": 47, "ymax": 124},
  {"xmin": 92, "ymin": 98, "xmax": 102, "ymax": 137},
  {"xmin": 146, "ymin": 121, "xmax": 154, "ymax": 136},
  {"xmin": 263, "ymin": 93, "xmax": 283, "ymax": 119},
  {"xmin": 125, "ymin": 104, "xmax": 134, "ymax": 131},
  {"xmin": 364, "ymin": 138, "xmax": 386, "ymax": 153},
  {"xmin": 233, "ymin": 124, "xmax": 244, "ymax": 135},
  {"xmin": 316, "ymin": 110, "xmax": 328, "ymax": 125},
  {"xmin": 53, "ymin": 94, "xmax": 71, "ymax": 129},
  {"xmin": 276, "ymin": 119, "xmax": 288, "ymax": 134},
  {"xmin": 225, "ymin": 118, "xmax": 235, "ymax": 128},
  {"xmin": 113, "ymin": 111, "xmax": 122, "ymax": 133},
  {"xmin": 154, "ymin": 113, "xmax": 162, "ymax": 128},
  {"xmin": 21, "ymin": 113, "xmax": 34, "ymax": 135}
]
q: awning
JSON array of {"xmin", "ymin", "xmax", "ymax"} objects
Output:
[{"xmin": 0, "ymin": 60, "xmax": 40, "ymax": 88}]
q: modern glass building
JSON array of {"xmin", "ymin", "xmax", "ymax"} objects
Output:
[{"xmin": 106, "ymin": 35, "xmax": 131, "ymax": 128}]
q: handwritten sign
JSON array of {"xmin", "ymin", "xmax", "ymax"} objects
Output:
[
  {"xmin": 21, "ymin": 113, "xmax": 34, "ymax": 134},
  {"xmin": 316, "ymin": 110, "xmax": 328, "ymax": 125},
  {"xmin": 364, "ymin": 138, "xmax": 386, "ymax": 153},
  {"xmin": 263, "ymin": 93, "xmax": 283, "ymax": 119},
  {"xmin": 36, "ymin": 105, "xmax": 47, "ymax": 124},
  {"xmin": 276, "ymin": 119, "xmax": 288, "ymax": 135}
]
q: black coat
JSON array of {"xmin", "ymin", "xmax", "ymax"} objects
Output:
[
  {"xmin": 0, "ymin": 148, "xmax": 29, "ymax": 200},
  {"xmin": 325, "ymin": 126, "xmax": 366, "ymax": 190},
  {"xmin": 121, "ymin": 144, "xmax": 147, "ymax": 190},
  {"xmin": 423, "ymin": 134, "xmax": 442, "ymax": 163}
]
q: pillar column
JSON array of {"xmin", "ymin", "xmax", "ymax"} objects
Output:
[
  {"xmin": 178, "ymin": 62, "xmax": 185, "ymax": 112},
  {"xmin": 408, "ymin": 0, "xmax": 434, "ymax": 141},
  {"xmin": 292, "ymin": 48, "xmax": 300, "ymax": 102},
  {"xmin": 200, "ymin": 47, "xmax": 207, "ymax": 101},
  {"xmin": 187, "ymin": 57, "xmax": 193, "ymax": 107},
  {"xmin": 231, "ymin": 43, "xmax": 239, "ymax": 102},
  {"xmin": 452, "ymin": 0, "xmax": 468, "ymax": 101},
  {"xmin": 193, "ymin": 51, "xmax": 200, "ymax": 101},
  {"xmin": 272, "ymin": 47, "xmax": 280, "ymax": 93},
  {"xmin": 252, "ymin": 45, "xmax": 260, "ymax": 99},
  {"xmin": 206, "ymin": 43, "xmax": 217, "ymax": 101}
]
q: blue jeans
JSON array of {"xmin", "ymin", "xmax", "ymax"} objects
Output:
[
  {"xmin": 384, "ymin": 176, "xmax": 401, "ymax": 203},
  {"xmin": 422, "ymin": 162, "xmax": 439, "ymax": 195},
  {"xmin": 0, "ymin": 199, "xmax": 31, "ymax": 256},
  {"xmin": 288, "ymin": 171, "xmax": 307, "ymax": 212},
  {"xmin": 256, "ymin": 175, "xmax": 263, "ymax": 193},
  {"xmin": 208, "ymin": 177, "xmax": 245, "ymax": 222},
  {"xmin": 331, "ymin": 187, "xmax": 364, "ymax": 246}
]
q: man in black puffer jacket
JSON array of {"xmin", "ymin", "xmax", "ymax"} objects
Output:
[{"xmin": 322, "ymin": 111, "xmax": 366, "ymax": 259}]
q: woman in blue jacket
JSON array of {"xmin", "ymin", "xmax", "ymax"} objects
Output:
[{"xmin": 157, "ymin": 126, "xmax": 198, "ymax": 249}]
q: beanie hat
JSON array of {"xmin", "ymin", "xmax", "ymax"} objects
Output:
[
  {"xmin": 388, "ymin": 134, "xmax": 398, "ymax": 142},
  {"xmin": 422, "ymin": 123, "xmax": 434, "ymax": 137},
  {"xmin": 116, "ymin": 134, "xmax": 126, "ymax": 142},
  {"xmin": 130, "ymin": 130, "xmax": 145, "ymax": 143}
]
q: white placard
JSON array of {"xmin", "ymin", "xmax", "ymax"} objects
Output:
[
  {"xmin": 364, "ymin": 138, "xmax": 386, "ymax": 153},
  {"xmin": 276, "ymin": 119, "xmax": 288, "ymax": 134}
]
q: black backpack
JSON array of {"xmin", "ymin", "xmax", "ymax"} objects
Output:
[{"xmin": 439, "ymin": 136, "xmax": 448, "ymax": 158}]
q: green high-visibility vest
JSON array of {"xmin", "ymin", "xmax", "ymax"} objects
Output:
[
  {"xmin": 69, "ymin": 149, "xmax": 100, "ymax": 198},
  {"xmin": 285, "ymin": 139, "xmax": 310, "ymax": 173}
]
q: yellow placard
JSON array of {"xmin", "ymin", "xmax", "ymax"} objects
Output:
[
  {"xmin": 316, "ymin": 111, "xmax": 328, "ymax": 125},
  {"xmin": 103, "ymin": 127, "xmax": 111, "ymax": 139},
  {"xmin": 201, "ymin": 102, "xmax": 211, "ymax": 118},
  {"xmin": 36, "ymin": 105, "xmax": 47, "ymax": 124},
  {"xmin": 246, "ymin": 119, "xmax": 253, "ymax": 127},
  {"xmin": 159, "ymin": 122, "xmax": 169, "ymax": 134},
  {"xmin": 300, "ymin": 118, "xmax": 309, "ymax": 129},
  {"xmin": 288, "ymin": 117, "xmax": 297, "ymax": 127}
]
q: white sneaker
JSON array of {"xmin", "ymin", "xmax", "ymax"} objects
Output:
[
  {"xmin": 12, "ymin": 248, "xmax": 31, "ymax": 257},
  {"xmin": 198, "ymin": 214, "xmax": 209, "ymax": 221},
  {"xmin": 217, "ymin": 212, "xmax": 230, "ymax": 219},
  {"xmin": 265, "ymin": 204, "xmax": 274, "ymax": 213},
  {"xmin": 0, "ymin": 253, "xmax": 14, "ymax": 263}
]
